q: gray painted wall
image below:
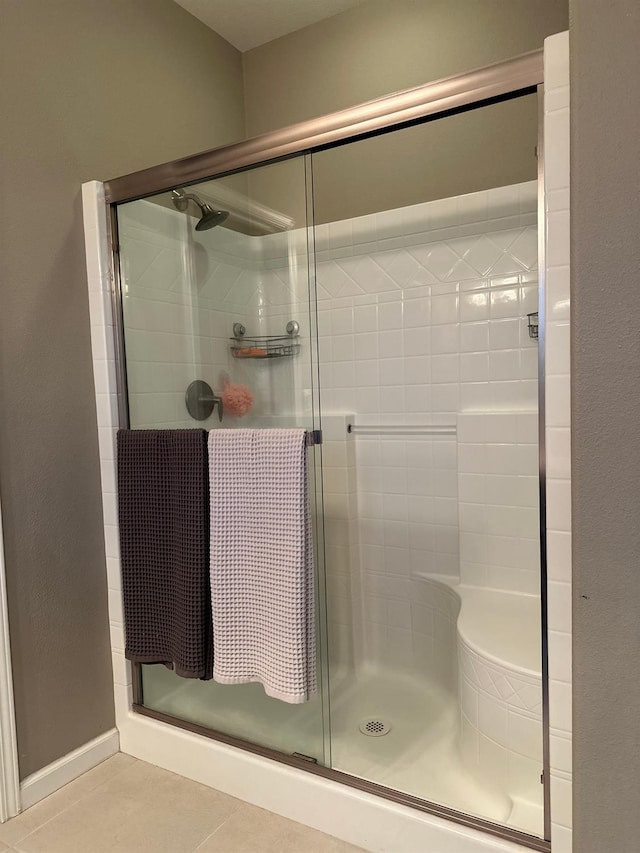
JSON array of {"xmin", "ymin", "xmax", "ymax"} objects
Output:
[
  {"xmin": 243, "ymin": 0, "xmax": 569, "ymax": 135},
  {"xmin": 0, "ymin": 0, "xmax": 245, "ymax": 779},
  {"xmin": 570, "ymin": 1, "xmax": 640, "ymax": 850},
  {"xmin": 243, "ymin": 0, "xmax": 568, "ymax": 222}
]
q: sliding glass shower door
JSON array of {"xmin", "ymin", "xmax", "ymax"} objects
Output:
[
  {"xmin": 115, "ymin": 154, "xmax": 330, "ymax": 764},
  {"xmin": 112, "ymin": 85, "xmax": 545, "ymax": 842},
  {"xmin": 311, "ymin": 93, "xmax": 544, "ymax": 837}
]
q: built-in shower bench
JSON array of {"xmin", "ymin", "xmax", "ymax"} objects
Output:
[{"xmin": 415, "ymin": 574, "xmax": 543, "ymax": 833}]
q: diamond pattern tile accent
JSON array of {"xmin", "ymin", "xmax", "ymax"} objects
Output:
[
  {"xmin": 317, "ymin": 260, "xmax": 362, "ymax": 298},
  {"xmin": 509, "ymin": 228, "xmax": 539, "ymax": 270},
  {"xmin": 446, "ymin": 258, "xmax": 481, "ymax": 282},
  {"xmin": 460, "ymin": 639, "xmax": 542, "ymax": 719},
  {"xmin": 408, "ymin": 243, "xmax": 460, "ymax": 280},
  {"xmin": 337, "ymin": 255, "xmax": 398, "ymax": 293},
  {"xmin": 463, "ymin": 235, "xmax": 505, "ymax": 276},
  {"xmin": 374, "ymin": 248, "xmax": 432, "ymax": 287}
]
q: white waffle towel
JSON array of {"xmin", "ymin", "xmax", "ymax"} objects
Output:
[{"xmin": 208, "ymin": 428, "xmax": 317, "ymax": 703}]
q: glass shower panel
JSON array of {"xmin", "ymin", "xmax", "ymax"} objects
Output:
[
  {"xmin": 312, "ymin": 94, "xmax": 544, "ymax": 837},
  {"xmin": 116, "ymin": 156, "xmax": 328, "ymax": 763}
]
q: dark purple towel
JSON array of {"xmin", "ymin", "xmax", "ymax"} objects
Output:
[{"xmin": 117, "ymin": 429, "xmax": 212, "ymax": 679}]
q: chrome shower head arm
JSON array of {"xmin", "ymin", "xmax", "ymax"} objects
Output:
[
  {"xmin": 171, "ymin": 188, "xmax": 202, "ymax": 213},
  {"xmin": 171, "ymin": 188, "xmax": 229, "ymax": 230}
]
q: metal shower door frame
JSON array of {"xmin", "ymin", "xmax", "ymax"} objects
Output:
[{"xmin": 104, "ymin": 48, "xmax": 550, "ymax": 852}]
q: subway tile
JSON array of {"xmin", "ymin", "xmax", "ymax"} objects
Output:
[
  {"xmin": 546, "ymin": 321, "xmax": 570, "ymax": 374},
  {"xmin": 458, "ymin": 444, "xmax": 487, "ymax": 474},
  {"xmin": 489, "ymin": 349, "xmax": 520, "ymax": 381},
  {"xmin": 549, "ymin": 678, "xmax": 572, "ymax": 733},
  {"xmin": 404, "ymin": 356, "xmax": 431, "ymax": 385},
  {"xmin": 508, "ymin": 710, "xmax": 543, "ymax": 759},
  {"xmin": 548, "ymin": 581, "xmax": 572, "ymax": 634},
  {"xmin": 423, "ymin": 322, "xmax": 454, "ymax": 355},
  {"xmin": 111, "ymin": 651, "xmax": 132, "ymax": 687},
  {"xmin": 431, "ymin": 294, "xmax": 459, "ymax": 325},
  {"xmin": 431, "ymin": 353, "xmax": 459, "ymax": 384},
  {"xmin": 485, "ymin": 535, "xmax": 521, "ymax": 569},
  {"xmin": 331, "ymin": 306, "xmax": 354, "ymax": 335},
  {"xmin": 545, "ymin": 84, "xmax": 569, "ymax": 115},
  {"xmin": 460, "ymin": 322, "xmax": 489, "ymax": 352},
  {"xmin": 354, "ymin": 360, "xmax": 378, "ymax": 387},
  {"xmin": 457, "ymin": 413, "xmax": 486, "ymax": 444},
  {"xmin": 490, "ymin": 379, "xmax": 525, "ymax": 411},
  {"xmin": 378, "ymin": 329, "xmax": 399, "ymax": 358},
  {"xmin": 547, "ymin": 266, "xmax": 570, "ymax": 312},
  {"xmin": 550, "ymin": 730, "xmax": 573, "ymax": 775},
  {"xmin": 544, "ymin": 31, "xmax": 570, "ymax": 91},
  {"xmin": 460, "ymin": 382, "xmax": 491, "ymax": 411},
  {"xmin": 431, "ymin": 383, "xmax": 459, "ymax": 412},
  {"xmin": 108, "ymin": 587, "xmax": 124, "ymax": 625},
  {"xmin": 547, "ymin": 530, "xmax": 572, "ymax": 582},
  {"xmin": 459, "ymin": 502, "xmax": 487, "ymax": 533},
  {"xmin": 486, "ymin": 413, "xmax": 519, "ymax": 444},
  {"xmin": 332, "ymin": 334, "xmax": 355, "ymax": 362},
  {"xmin": 354, "ymin": 303, "xmax": 378, "ymax": 332},
  {"xmin": 545, "ymin": 373, "xmax": 570, "ymax": 426},
  {"xmin": 547, "ymin": 478, "xmax": 572, "ymax": 531},
  {"xmin": 547, "ymin": 427, "xmax": 571, "ymax": 479},
  {"xmin": 548, "ymin": 630, "xmax": 572, "ymax": 683},
  {"xmin": 459, "ymin": 290, "xmax": 489, "ymax": 322},
  {"xmin": 458, "ymin": 473, "xmax": 486, "ymax": 503},
  {"xmin": 489, "ymin": 287, "xmax": 519, "ymax": 319},
  {"xmin": 378, "ymin": 299, "xmax": 403, "ymax": 330},
  {"xmin": 460, "ymin": 351, "xmax": 489, "ymax": 382},
  {"xmin": 405, "ymin": 326, "xmax": 432, "ymax": 356},
  {"xmin": 489, "ymin": 318, "xmax": 520, "ymax": 350},
  {"xmin": 550, "ymin": 774, "xmax": 573, "ymax": 829},
  {"xmin": 547, "ymin": 210, "xmax": 570, "ymax": 267},
  {"xmin": 520, "ymin": 346, "xmax": 538, "ymax": 380}
]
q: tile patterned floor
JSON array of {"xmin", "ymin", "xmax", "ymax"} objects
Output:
[{"xmin": 0, "ymin": 755, "xmax": 365, "ymax": 853}]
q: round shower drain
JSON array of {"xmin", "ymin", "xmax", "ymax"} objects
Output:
[{"xmin": 359, "ymin": 718, "xmax": 391, "ymax": 737}]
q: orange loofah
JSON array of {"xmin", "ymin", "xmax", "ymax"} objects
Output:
[{"xmin": 221, "ymin": 377, "xmax": 253, "ymax": 417}]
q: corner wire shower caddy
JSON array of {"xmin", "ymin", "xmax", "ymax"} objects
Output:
[{"xmin": 230, "ymin": 321, "xmax": 300, "ymax": 359}]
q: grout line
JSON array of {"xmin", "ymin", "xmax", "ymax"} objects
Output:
[
  {"xmin": 191, "ymin": 820, "xmax": 226, "ymax": 852},
  {"xmin": 190, "ymin": 798, "xmax": 247, "ymax": 853}
]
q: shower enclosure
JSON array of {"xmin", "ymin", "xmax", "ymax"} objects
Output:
[{"xmin": 104, "ymin": 51, "xmax": 549, "ymax": 850}]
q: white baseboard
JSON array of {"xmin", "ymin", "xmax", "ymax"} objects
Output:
[{"xmin": 20, "ymin": 728, "xmax": 119, "ymax": 811}]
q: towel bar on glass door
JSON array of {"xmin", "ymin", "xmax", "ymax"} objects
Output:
[{"xmin": 346, "ymin": 424, "xmax": 456, "ymax": 437}]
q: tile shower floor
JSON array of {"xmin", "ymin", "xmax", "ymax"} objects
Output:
[{"xmin": 0, "ymin": 755, "xmax": 364, "ymax": 853}]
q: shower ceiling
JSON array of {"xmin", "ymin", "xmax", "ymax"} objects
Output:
[{"xmin": 173, "ymin": 0, "xmax": 368, "ymax": 51}]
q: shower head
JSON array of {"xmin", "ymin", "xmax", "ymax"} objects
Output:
[{"xmin": 171, "ymin": 189, "xmax": 229, "ymax": 231}]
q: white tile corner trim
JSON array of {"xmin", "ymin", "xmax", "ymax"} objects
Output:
[
  {"xmin": 19, "ymin": 728, "xmax": 119, "ymax": 812},
  {"xmin": 81, "ymin": 29, "xmax": 570, "ymax": 852},
  {"xmin": 543, "ymin": 29, "xmax": 572, "ymax": 853}
]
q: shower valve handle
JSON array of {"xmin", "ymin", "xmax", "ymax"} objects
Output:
[{"xmin": 185, "ymin": 380, "xmax": 223, "ymax": 421}]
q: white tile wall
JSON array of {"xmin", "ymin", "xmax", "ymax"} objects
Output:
[
  {"xmin": 543, "ymin": 31, "xmax": 572, "ymax": 849},
  {"xmin": 310, "ymin": 183, "xmax": 539, "ymax": 615},
  {"xmin": 82, "ymin": 180, "xmax": 133, "ymax": 723},
  {"xmin": 118, "ymin": 201, "xmax": 312, "ymax": 430},
  {"xmin": 458, "ymin": 412, "xmax": 540, "ymax": 594}
]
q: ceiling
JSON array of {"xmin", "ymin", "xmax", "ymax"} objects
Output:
[{"xmin": 173, "ymin": 0, "xmax": 367, "ymax": 52}]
